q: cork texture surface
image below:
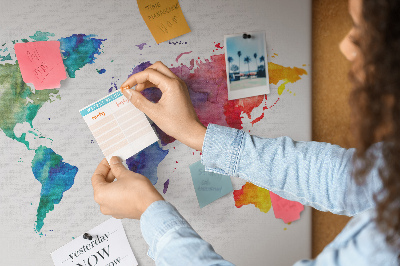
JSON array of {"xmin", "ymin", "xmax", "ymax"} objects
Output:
[{"xmin": 312, "ymin": 0, "xmax": 353, "ymax": 257}]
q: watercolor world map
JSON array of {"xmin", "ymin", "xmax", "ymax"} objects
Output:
[{"xmin": 0, "ymin": 31, "xmax": 307, "ymax": 233}]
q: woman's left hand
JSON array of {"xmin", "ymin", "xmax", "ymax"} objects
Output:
[{"xmin": 91, "ymin": 157, "xmax": 164, "ymax": 219}]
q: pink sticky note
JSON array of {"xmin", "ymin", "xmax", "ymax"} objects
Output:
[
  {"xmin": 269, "ymin": 191, "xmax": 304, "ymax": 223},
  {"xmin": 14, "ymin": 41, "xmax": 66, "ymax": 90}
]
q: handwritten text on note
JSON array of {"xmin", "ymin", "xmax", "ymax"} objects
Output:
[
  {"xmin": 189, "ymin": 160, "xmax": 233, "ymax": 208},
  {"xmin": 14, "ymin": 41, "xmax": 67, "ymax": 90},
  {"xmin": 137, "ymin": 0, "xmax": 191, "ymax": 44}
]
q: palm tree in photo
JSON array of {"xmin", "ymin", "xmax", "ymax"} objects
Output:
[
  {"xmin": 237, "ymin": 51, "xmax": 242, "ymax": 78},
  {"xmin": 260, "ymin": 55, "xmax": 265, "ymax": 70},
  {"xmin": 228, "ymin": 56, "xmax": 233, "ymax": 73},
  {"xmin": 231, "ymin": 64, "xmax": 239, "ymax": 72},
  {"xmin": 244, "ymin": 56, "xmax": 251, "ymax": 78},
  {"xmin": 259, "ymin": 55, "xmax": 266, "ymax": 77},
  {"xmin": 227, "ymin": 56, "xmax": 234, "ymax": 83},
  {"xmin": 253, "ymin": 53, "xmax": 258, "ymax": 74}
]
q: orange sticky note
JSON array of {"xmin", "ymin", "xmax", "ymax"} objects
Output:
[
  {"xmin": 269, "ymin": 191, "xmax": 304, "ymax": 223},
  {"xmin": 14, "ymin": 41, "xmax": 67, "ymax": 90},
  {"xmin": 137, "ymin": 0, "xmax": 191, "ymax": 44}
]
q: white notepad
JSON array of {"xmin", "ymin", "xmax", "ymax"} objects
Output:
[
  {"xmin": 51, "ymin": 218, "xmax": 138, "ymax": 266},
  {"xmin": 79, "ymin": 91, "xmax": 158, "ymax": 161}
]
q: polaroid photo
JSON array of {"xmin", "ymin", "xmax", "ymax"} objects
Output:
[{"xmin": 224, "ymin": 31, "xmax": 270, "ymax": 100}]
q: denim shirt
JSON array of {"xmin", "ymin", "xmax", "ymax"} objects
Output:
[{"xmin": 140, "ymin": 124, "xmax": 399, "ymax": 265}]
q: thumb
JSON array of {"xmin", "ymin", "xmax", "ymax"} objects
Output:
[
  {"xmin": 122, "ymin": 88, "xmax": 154, "ymax": 114},
  {"xmin": 109, "ymin": 156, "xmax": 129, "ymax": 178}
]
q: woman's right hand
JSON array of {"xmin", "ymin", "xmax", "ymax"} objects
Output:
[{"xmin": 120, "ymin": 61, "xmax": 206, "ymax": 151}]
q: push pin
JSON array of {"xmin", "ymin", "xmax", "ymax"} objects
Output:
[
  {"xmin": 83, "ymin": 233, "xmax": 93, "ymax": 240},
  {"xmin": 242, "ymin": 33, "xmax": 252, "ymax": 39}
]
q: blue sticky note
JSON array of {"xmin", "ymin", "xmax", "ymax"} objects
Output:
[{"xmin": 189, "ymin": 160, "xmax": 233, "ymax": 208}]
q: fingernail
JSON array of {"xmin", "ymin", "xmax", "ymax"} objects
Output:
[
  {"xmin": 110, "ymin": 156, "xmax": 122, "ymax": 165},
  {"xmin": 124, "ymin": 89, "xmax": 133, "ymax": 100},
  {"xmin": 121, "ymin": 85, "xmax": 130, "ymax": 92}
]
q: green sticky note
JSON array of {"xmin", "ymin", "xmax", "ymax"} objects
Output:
[{"xmin": 189, "ymin": 160, "xmax": 233, "ymax": 208}]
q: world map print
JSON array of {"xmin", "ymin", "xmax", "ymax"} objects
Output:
[
  {"xmin": 0, "ymin": 32, "xmax": 307, "ymax": 233},
  {"xmin": 123, "ymin": 44, "xmax": 307, "ymax": 223},
  {"xmin": 0, "ymin": 31, "xmax": 105, "ymax": 233}
]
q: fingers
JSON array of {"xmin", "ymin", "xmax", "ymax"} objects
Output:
[
  {"xmin": 135, "ymin": 81, "xmax": 157, "ymax": 92},
  {"xmin": 134, "ymin": 62, "xmax": 179, "ymax": 91},
  {"xmin": 121, "ymin": 88, "xmax": 157, "ymax": 116},
  {"xmin": 94, "ymin": 158, "xmax": 116, "ymax": 183},
  {"xmin": 147, "ymin": 61, "xmax": 178, "ymax": 79},
  {"xmin": 121, "ymin": 68, "xmax": 172, "ymax": 93},
  {"xmin": 99, "ymin": 206, "xmax": 110, "ymax": 215},
  {"xmin": 91, "ymin": 158, "xmax": 111, "ymax": 189},
  {"xmin": 105, "ymin": 169, "xmax": 116, "ymax": 183},
  {"xmin": 121, "ymin": 62, "xmax": 178, "ymax": 91},
  {"xmin": 109, "ymin": 156, "xmax": 129, "ymax": 178}
]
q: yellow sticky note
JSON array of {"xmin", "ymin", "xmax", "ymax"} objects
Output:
[{"xmin": 137, "ymin": 0, "xmax": 191, "ymax": 44}]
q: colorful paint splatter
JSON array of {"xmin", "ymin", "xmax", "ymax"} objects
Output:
[
  {"xmin": 29, "ymin": 31, "xmax": 55, "ymax": 41},
  {"xmin": 135, "ymin": 43, "xmax": 147, "ymax": 50},
  {"xmin": 126, "ymin": 142, "xmax": 169, "ymax": 185},
  {"xmin": 0, "ymin": 29, "xmax": 308, "ymax": 233},
  {"xmin": 233, "ymin": 182, "xmax": 272, "ymax": 213},
  {"xmin": 269, "ymin": 191, "xmax": 304, "ymax": 223},
  {"xmin": 32, "ymin": 146, "xmax": 78, "ymax": 232},
  {"xmin": 97, "ymin": 68, "xmax": 106, "ymax": 74},
  {"xmin": 163, "ymin": 179, "xmax": 170, "ymax": 194},
  {"xmin": 268, "ymin": 62, "xmax": 307, "ymax": 95},
  {"xmin": 58, "ymin": 34, "xmax": 106, "ymax": 78},
  {"xmin": 0, "ymin": 53, "xmax": 11, "ymax": 61},
  {"xmin": 125, "ymin": 50, "xmax": 307, "ymax": 222},
  {"xmin": 0, "ymin": 31, "xmax": 105, "ymax": 232},
  {"xmin": 233, "ymin": 183, "xmax": 304, "ymax": 223},
  {"xmin": 0, "ymin": 63, "xmax": 59, "ymax": 149},
  {"xmin": 129, "ymin": 53, "xmax": 307, "ymax": 134}
]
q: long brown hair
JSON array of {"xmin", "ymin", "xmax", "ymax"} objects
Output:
[{"xmin": 350, "ymin": 0, "xmax": 400, "ymax": 251}]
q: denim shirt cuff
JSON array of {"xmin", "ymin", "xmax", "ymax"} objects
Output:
[
  {"xmin": 140, "ymin": 200, "xmax": 191, "ymax": 260},
  {"xmin": 201, "ymin": 124, "xmax": 245, "ymax": 176}
]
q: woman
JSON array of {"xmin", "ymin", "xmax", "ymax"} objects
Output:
[{"xmin": 91, "ymin": 0, "xmax": 400, "ymax": 264}]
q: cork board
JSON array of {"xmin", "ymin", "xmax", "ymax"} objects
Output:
[{"xmin": 312, "ymin": 0, "xmax": 353, "ymax": 258}]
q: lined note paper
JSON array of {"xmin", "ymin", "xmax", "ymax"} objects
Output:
[
  {"xmin": 79, "ymin": 91, "xmax": 158, "ymax": 162},
  {"xmin": 14, "ymin": 41, "xmax": 66, "ymax": 90}
]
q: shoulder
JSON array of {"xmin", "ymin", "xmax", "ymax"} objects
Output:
[{"xmin": 319, "ymin": 209, "xmax": 399, "ymax": 265}]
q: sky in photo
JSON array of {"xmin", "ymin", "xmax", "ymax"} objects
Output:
[{"xmin": 226, "ymin": 32, "xmax": 267, "ymax": 73}]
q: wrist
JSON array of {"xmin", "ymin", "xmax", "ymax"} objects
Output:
[
  {"xmin": 139, "ymin": 195, "xmax": 165, "ymax": 219},
  {"xmin": 185, "ymin": 122, "xmax": 206, "ymax": 151}
]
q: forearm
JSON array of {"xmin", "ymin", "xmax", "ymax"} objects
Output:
[
  {"xmin": 140, "ymin": 201, "xmax": 234, "ymax": 265},
  {"xmin": 201, "ymin": 124, "xmax": 380, "ymax": 216},
  {"xmin": 183, "ymin": 122, "xmax": 207, "ymax": 152}
]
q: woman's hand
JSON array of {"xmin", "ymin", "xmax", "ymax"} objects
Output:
[
  {"xmin": 120, "ymin": 61, "xmax": 206, "ymax": 151},
  {"xmin": 91, "ymin": 157, "xmax": 164, "ymax": 219}
]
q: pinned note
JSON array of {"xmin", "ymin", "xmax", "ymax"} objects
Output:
[
  {"xmin": 189, "ymin": 160, "xmax": 233, "ymax": 208},
  {"xmin": 269, "ymin": 191, "xmax": 304, "ymax": 223},
  {"xmin": 79, "ymin": 90, "xmax": 158, "ymax": 162},
  {"xmin": 14, "ymin": 41, "xmax": 66, "ymax": 90},
  {"xmin": 137, "ymin": 0, "xmax": 191, "ymax": 44},
  {"xmin": 51, "ymin": 218, "xmax": 138, "ymax": 266}
]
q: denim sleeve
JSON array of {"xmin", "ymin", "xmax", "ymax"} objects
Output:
[
  {"xmin": 201, "ymin": 124, "xmax": 382, "ymax": 216},
  {"xmin": 140, "ymin": 200, "xmax": 234, "ymax": 265},
  {"xmin": 293, "ymin": 210, "xmax": 399, "ymax": 266}
]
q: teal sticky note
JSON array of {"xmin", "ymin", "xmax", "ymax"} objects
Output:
[{"xmin": 189, "ymin": 160, "xmax": 233, "ymax": 208}]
